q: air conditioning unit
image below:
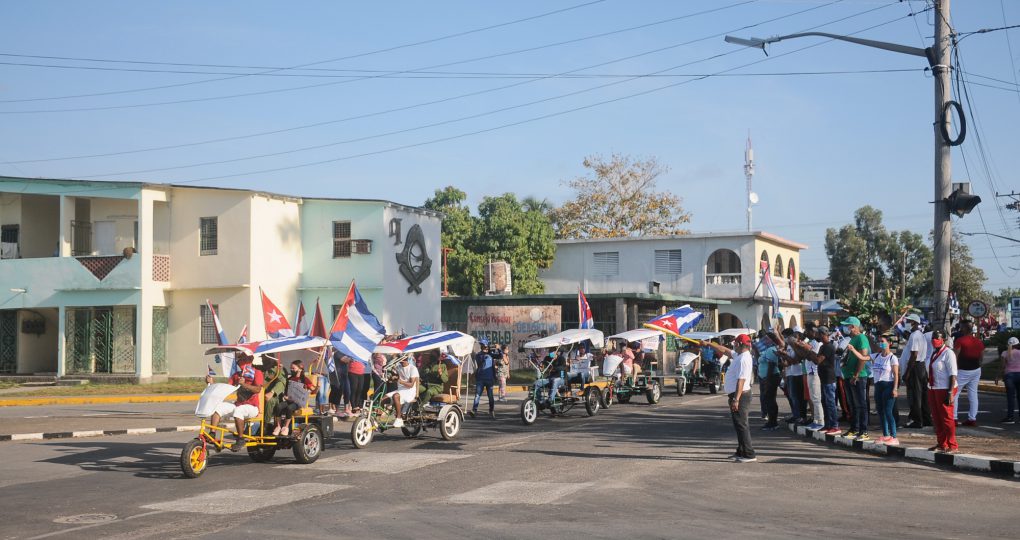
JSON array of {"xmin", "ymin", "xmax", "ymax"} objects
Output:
[{"xmin": 484, "ymin": 260, "xmax": 512, "ymax": 295}]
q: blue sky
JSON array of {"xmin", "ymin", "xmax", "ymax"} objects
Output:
[{"xmin": 1, "ymin": 1, "xmax": 1018, "ymax": 295}]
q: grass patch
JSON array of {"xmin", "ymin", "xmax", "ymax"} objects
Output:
[
  {"xmin": 0, "ymin": 381, "xmax": 19, "ymax": 390},
  {"xmin": 1, "ymin": 378, "xmax": 208, "ymax": 398},
  {"xmin": 507, "ymin": 369, "xmax": 538, "ymax": 385}
]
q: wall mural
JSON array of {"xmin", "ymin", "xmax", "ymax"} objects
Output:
[{"xmin": 395, "ymin": 224, "xmax": 432, "ymax": 294}]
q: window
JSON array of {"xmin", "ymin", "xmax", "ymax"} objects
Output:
[
  {"xmin": 592, "ymin": 251, "xmax": 619, "ymax": 276},
  {"xmin": 706, "ymin": 249, "xmax": 740, "ymax": 274},
  {"xmin": 788, "ymin": 258, "xmax": 796, "ymax": 283},
  {"xmin": 0, "ymin": 225, "xmax": 19, "ymax": 259},
  {"xmin": 331, "ymin": 304, "xmax": 341, "ymax": 323},
  {"xmin": 653, "ymin": 249, "xmax": 682, "ymax": 274},
  {"xmin": 199, "ymin": 304, "xmax": 218, "ymax": 344},
  {"xmin": 200, "ymin": 217, "xmax": 218, "ymax": 256},
  {"xmin": 774, "ymin": 255, "xmax": 783, "ymax": 277},
  {"xmin": 332, "ymin": 221, "xmax": 352, "ymax": 258}
]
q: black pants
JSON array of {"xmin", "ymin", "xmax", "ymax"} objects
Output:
[
  {"xmin": 349, "ymin": 373, "xmax": 370, "ymax": 408},
  {"xmin": 906, "ymin": 362, "xmax": 932, "ymax": 426},
  {"xmin": 729, "ymin": 392, "xmax": 755, "ymax": 459},
  {"xmin": 273, "ymin": 401, "xmax": 301, "ymax": 419},
  {"xmin": 762, "ymin": 373, "xmax": 781, "ymax": 426}
]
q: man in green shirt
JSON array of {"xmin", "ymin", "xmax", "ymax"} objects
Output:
[{"xmin": 841, "ymin": 316, "xmax": 872, "ymax": 441}]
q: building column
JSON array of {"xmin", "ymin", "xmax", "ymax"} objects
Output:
[
  {"xmin": 614, "ymin": 298, "xmax": 627, "ymax": 334},
  {"xmin": 136, "ymin": 196, "xmax": 154, "ymax": 382},
  {"xmin": 628, "ymin": 302, "xmax": 638, "ymax": 331},
  {"xmin": 56, "ymin": 305, "xmax": 66, "ymax": 377},
  {"xmin": 58, "ymin": 195, "xmax": 70, "ymax": 257}
]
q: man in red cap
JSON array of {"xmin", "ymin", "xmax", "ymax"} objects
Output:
[{"xmin": 703, "ymin": 333, "xmax": 756, "ymax": 463}]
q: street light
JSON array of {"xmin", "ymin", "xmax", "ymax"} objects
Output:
[{"xmin": 725, "ymin": 0, "xmax": 956, "ymax": 330}]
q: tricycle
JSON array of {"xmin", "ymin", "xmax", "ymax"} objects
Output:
[{"xmin": 519, "ymin": 328, "xmax": 606, "ymax": 424}]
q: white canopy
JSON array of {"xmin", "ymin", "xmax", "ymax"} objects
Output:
[
  {"xmin": 523, "ymin": 328, "xmax": 604, "ymax": 349},
  {"xmin": 607, "ymin": 328, "xmax": 663, "ymax": 342},
  {"xmin": 374, "ymin": 330, "xmax": 476, "ymax": 357},
  {"xmin": 718, "ymin": 328, "xmax": 756, "ymax": 337},
  {"xmin": 204, "ymin": 335, "xmax": 330, "ymax": 356},
  {"xmin": 683, "ymin": 331, "xmax": 720, "ymax": 341}
]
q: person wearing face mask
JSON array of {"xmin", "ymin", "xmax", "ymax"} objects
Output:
[
  {"xmin": 901, "ymin": 314, "xmax": 932, "ymax": 428},
  {"xmin": 703, "ymin": 333, "xmax": 756, "ymax": 463},
  {"xmin": 871, "ymin": 335, "xmax": 900, "ymax": 445},
  {"xmin": 272, "ymin": 360, "xmax": 317, "ymax": 437},
  {"xmin": 926, "ymin": 329, "xmax": 959, "ymax": 453},
  {"xmin": 840, "ymin": 316, "xmax": 872, "ymax": 441},
  {"xmin": 952, "ymin": 320, "xmax": 985, "ymax": 427}
]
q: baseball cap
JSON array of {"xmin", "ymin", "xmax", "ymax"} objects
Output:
[
  {"xmin": 734, "ymin": 334, "xmax": 752, "ymax": 346},
  {"xmin": 840, "ymin": 316, "xmax": 862, "ymax": 328},
  {"xmin": 792, "ymin": 325, "xmax": 804, "ymax": 334},
  {"xmin": 904, "ymin": 313, "xmax": 921, "ymax": 324},
  {"xmin": 816, "ymin": 325, "xmax": 830, "ymax": 335},
  {"xmin": 1008, "ymin": 337, "xmax": 1019, "ymax": 347},
  {"xmin": 479, "ymin": 338, "xmax": 489, "ymax": 346}
]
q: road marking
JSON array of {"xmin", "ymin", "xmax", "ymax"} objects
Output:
[
  {"xmin": 142, "ymin": 483, "xmax": 348, "ymax": 514},
  {"xmin": 278, "ymin": 451, "xmax": 471, "ymax": 473},
  {"xmin": 11, "ymin": 432, "xmax": 43, "ymax": 440},
  {"xmin": 449, "ymin": 480, "xmax": 593, "ymax": 505},
  {"xmin": 126, "ymin": 427, "xmax": 157, "ymax": 435}
]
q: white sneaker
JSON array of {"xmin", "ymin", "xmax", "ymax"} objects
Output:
[{"xmin": 392, "ymin": 418, "xmax": 404, "ymax": 428}]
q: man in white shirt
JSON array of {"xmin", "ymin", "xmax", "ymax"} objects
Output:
[
  {"xmin": 385, "ymin": 356, "xmax": 420, "ymax": 428},
  {"xmin": 703, "ymin": 333, "xmax": 756, "ymax": 463},
  {"xmin": 901, "ymin": 314, "xmax": 932, "ymax": 429},
  {"xmin": 803, "ymin": 325, "xmax": 824, "ymax": 430}
]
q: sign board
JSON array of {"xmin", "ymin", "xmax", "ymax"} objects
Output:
[
  {"xmin": 467, "ymin": 305, "xmax": 561, "ymax": 369},
  {"xmin": 967, "ymin": 300, "xmax": 988, "ymax": 319}
]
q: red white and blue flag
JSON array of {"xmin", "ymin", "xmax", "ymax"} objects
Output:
[
  {"xmin": 205, "ymin": 299, "xmax": 229, "ymax": 346},
  {"xmin": 329, "ymin": 280, "xmax": 386, "ymax": 367},
  {"xmin": 260, "ymin": 289, "xmax": 294, "ymax": 339},
  {"xmin": 578, "ymin": 288, "xmax": 594, "ymax": 329},
  {"xmin": 760, "ymin": 260, "xmax": 781, "ymax": 320},
  {"xmin": 643, "ymin": 305, "xmax": 704, "ymax": 337},
  {"xmin": 294, "ymin": 301, "xmax": 309, "ymax": 336},
  {"xmin": 237, "ymin": 324, "xmax": 249, "ymax": 344}
]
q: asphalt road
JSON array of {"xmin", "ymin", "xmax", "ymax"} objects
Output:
[{"xmin": 0, "ymin": 391, "xmax": 1017, "ymax": 540}]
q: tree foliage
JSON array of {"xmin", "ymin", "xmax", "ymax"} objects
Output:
[
  {"xmin": 550, "ymin": 154, "xmax": 690, "ymax": 239},
  {"xmin": 824, "ymin": 205, "xmax": 988, "ymax": 307},
  {"xmin": 423, "ymin": 187, "xmax": 556, "ymax": 296}
]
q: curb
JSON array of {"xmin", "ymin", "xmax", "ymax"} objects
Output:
[
  {"xmin": 786, "ymin": 423, "xmax": 1020, "ymax": 477},
  {"xmin": 0, "ymin": 394, "xmax": 201, "ymax": 407},
  {"xmin": 0, "ymin": 425, "xmax": 200, "ymax": 442},
  {"xmin": 978, "ymin": 383, "xmax": 1005, "ymax": 394}
]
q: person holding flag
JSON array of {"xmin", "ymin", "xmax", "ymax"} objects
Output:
[
  {"xmin": 328, "ymin": 281, "xmax": 387, "ymax": 416},
  {"xmin": 702, "ymin": 334, "xmax": 756, "ymax": 463},
  {"xmin": 578, "ymin": 289, "xmax": 594, "ymax": 329}
]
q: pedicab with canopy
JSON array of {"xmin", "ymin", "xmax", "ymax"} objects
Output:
[
  {"xmin": 180, "ymin": 335, "xmax": 333, "ymax": 478},
  {"xmin": 673, "ymin": 328, "xmax": 756, "ymax": 396},
  {"xmin": 603, "ymin": 328, "xmax": 667, "ymax": 405},
  {"xmin": 519, "ymin": 328, "xmax": 606, "ymax": 425},
  {"xmin": 349, "ymin": 331, "xmax": 473, "ymax": 449}
]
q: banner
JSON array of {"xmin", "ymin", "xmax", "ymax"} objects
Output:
[{"xmin": 466, "ymin": 305, "xmax": 562, "ymax": 369}]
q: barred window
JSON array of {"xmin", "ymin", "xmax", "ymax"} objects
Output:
[
  {"xmin": 332, "ymin": 304, "xmax": 341, "ymax": 323},
  {"xmin": 653, "ymin": 249, "xmax": 683, "ymax": 274},
  {"xmin": 200, "ymin": 217, "xmax": 218, "ymax": 256},
  {"xmin": 200, "ymin": 304, "xmax": 218, "ymax": 344},
  {"xmin": 592, "ymin": 251, "xmax": 619, "ymax": 276},
  {"xmin": 332, "ymin": 221, "xmax": 351, "ymax": 258}
]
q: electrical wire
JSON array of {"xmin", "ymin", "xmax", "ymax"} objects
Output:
[
  {"xmin": 9, "ymin": 0, "xmax": 860, "ymax": 165},
  {"xmin": 0, "ymin": 0, "xmax": 608, "ymax": 104},
  {"xmin": 69, "ymin": 3, "xmax": 905, "ymax": 180},
  {"xmin": 0, "ymin": 1, "xmax": 756, "ymax": 112}
]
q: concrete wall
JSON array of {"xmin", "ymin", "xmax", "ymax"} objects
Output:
[
  {"xmin": 19, "ymin": 195, "xmax": 59, "ymax": 259},
  {"xmin": 249, "ymin": 194, "xmax": 302, "ymax": 340},
  {"xmin": 168, "ymin": 187, "xmax": 252, "ymax": 291},
  {"xmin": 382, "ymin": 205, "xmax": 441, "ymax": 334},
  {"xmin": 0, "ymin": 193, "xmax": 21, "ymax": 227},
  {"xmin": 166, "ymin": 287, "xmax": 249, "ymax": 377},
  {"xmin": 16, "ymin": 308, "xmax": 58, "ymax": 373},
  {"xmin": 90, "ymin": 198, "xmax": 139, "ymax": 255}
]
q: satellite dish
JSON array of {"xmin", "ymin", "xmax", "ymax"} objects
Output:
[{"xmin": 749, "ymin": 192, "xmax": 759, "ymax": 204}]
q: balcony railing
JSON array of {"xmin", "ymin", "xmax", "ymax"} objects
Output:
[
  {"xmin": 152, "ymin": 254, "xmax": 170, "ymax": 282},
  {"xmin": 706, "ymin": 273, "xmax": 741, "ymax": 285}
]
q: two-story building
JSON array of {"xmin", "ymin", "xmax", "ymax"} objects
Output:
[
  {"xmin": 0, "ymin": 177, "xmax": 440, "ymax": 381},
  {"xmin": 540, "ymin": 231, "xmax": 808, "ymax": 331}
]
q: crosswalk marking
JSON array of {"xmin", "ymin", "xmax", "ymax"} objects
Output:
[
  {"xmin": 449, "ymin": 480, "xmax": 593, "ymax": 505},
  {"xmin": 277, "ymin": 451, "xmax": 470, "ymax": 473},
  {"xmin": 141, "ymin": 483, "xmax": 348, "ymax": 514}
]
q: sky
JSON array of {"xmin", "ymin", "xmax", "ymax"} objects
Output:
[{"xmin": 1, "ymin": 1, "xmax": 1018, "ymax": 296}]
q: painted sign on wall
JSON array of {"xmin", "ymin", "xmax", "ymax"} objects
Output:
[{"xmin": 466, "ymin": 305, "xmax": 562, "ymax": 369}]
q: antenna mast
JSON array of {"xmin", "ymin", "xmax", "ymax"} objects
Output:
[{"xmin": 744, "ymin": 133, "xmax": 756, "ymax": 231}]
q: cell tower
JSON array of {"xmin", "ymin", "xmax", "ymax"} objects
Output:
[{"xmin": 744, "ymin": 133, "xmax": 758, "ymax": 231}]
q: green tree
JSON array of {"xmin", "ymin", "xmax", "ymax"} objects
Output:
[
  {"xmin": 824, "ymin": 224, "xmax": 870, "ymax": 298},
  {"xmin": 423, "ymin": 187, "xmax": 485, "ymax": 296},
  {"xmin": 992, "ymin": 287, "xmax": 1020, "ymax": 308},
  {"xmin": 550, "ymin": 153, "xmax": 690, "ymax": 239}
]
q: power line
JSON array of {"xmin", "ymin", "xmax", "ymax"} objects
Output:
[
  {"xmin": 0, "ymin": 0, "xmax": 608, "ymax": 105},
  {"xmin": 0, "ymin": 1, "xmax": 756, "ymax": 111},
  {"xmin": 71, "ymin": 3, "xmax": 903, "ymax": 180},
  {"xmin": 10, "ymin": 0, "xmax": 858, "ymax": 165}
]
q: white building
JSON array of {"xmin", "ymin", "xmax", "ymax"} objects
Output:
[{"xmin": 540, "ymin": 231, "xmax": 807, "ymax": 330}]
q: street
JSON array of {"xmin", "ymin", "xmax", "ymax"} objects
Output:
[{"xmin": 1, "ymin": 391, "xmax": 1017, "ymax": 540}]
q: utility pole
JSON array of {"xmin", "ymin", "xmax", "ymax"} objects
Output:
[
  {"xmin": 932, "ymin": 0, "xmax": 953, "ymax": 332},
  {"xmin": 744, "ymin": 133, "xmax": 756, "ymax": 232}
]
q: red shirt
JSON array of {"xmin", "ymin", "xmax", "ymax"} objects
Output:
[
  {"xmin": 954, "ymin": 334, "xmax": 985, "ymax": 371},
  {"xmin": 229, "ymin": 362, "xmax": 264, "ymax": 407},
  {"xmin": 348, "ymin": 359, "xmax": 366, "ymax": 375}
]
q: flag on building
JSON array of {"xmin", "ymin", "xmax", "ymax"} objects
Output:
[
  {"xmin": 329, "ymin": 280, "xmax": 386, "ymax": 366},
  {"xmin": 294, "ymin": 301, "xmax": 309, "ymax": 336},
  {"xmin": 578, "ymin": 288, "xmax": 594, "ymax": 329},
  {"xmin": 643, "ymin": 305, "xmax": 704, "ymax": 337},
  {"xmin": 205, "ymin": 299, "xmax": 229, "ymax": 346},
  {"xmin": 260, "ymin": 288, "xmax": 294, "ymax": 338},
  {"xmin": 760, "ymin": 260, "xmax": 781, "ymax": 321}
]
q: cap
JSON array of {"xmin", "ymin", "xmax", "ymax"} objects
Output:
[
  {"xmin": 479, "ymin": 338, "xmax": 489, "ymax": 346},
  {"xmin": 792, "ymin": 325, "xmax": 804, "ymax": 334},
  {"xmin": 734, "ymin": 334, "xmax": 752, "ymax": 346},
  {"xmin": 840, "ymin": 316, "xmax": 862, "ymax": 328},
  {"xmin": 816, "ymin": 325, "xmax": 830, "ymax": 335},
  {"xmin": 904, "ymin": 313, "xmax": 921, "ymax": 324},
  {"xmin": 1008, "ymin": 337, "xmax": 1019, "ymax": 347}
]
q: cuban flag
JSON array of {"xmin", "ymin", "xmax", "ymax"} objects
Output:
[
  {"xmin": 294, "ymin": 301, "xmax": 309, "ymax": 336},
  {"xmin": 760, "ymin": 260, "xmax": 781, "ymax": 321},
  {"xmin": 309, "ymin": 299, "xmax": 328, "ymax": 339},
  {"xmin": 329, "ymin": 280, "xmax": 386, "ymax": 366},
  {"xmin": 578, "ymin": 288, "xmax": 594, "ymax": 329},
  {"xmin": 644, "ymin": 305, "xmax": 704, "ymax": 337},
  {"xmin": 205, "ymin": 299, "xmax": 229, "ymax": 346},
  {"xmin": 260, "ymin": 288, "xmax": 294, "ymax": 339},
  {"xmin": 237, "ymin": 324, "xmax": 249, "ymax": 344}
]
